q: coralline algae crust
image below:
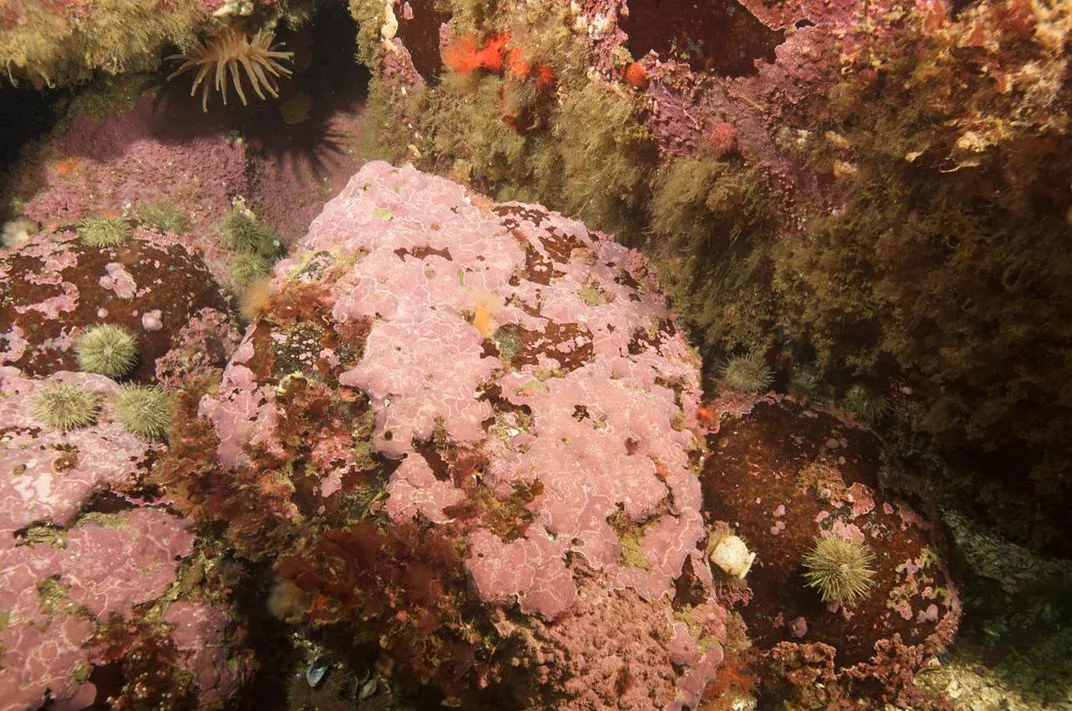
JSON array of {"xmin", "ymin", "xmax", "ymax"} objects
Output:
[{"xmin": 198, "ymin": 160, "xmax": 720, "ymax": 707}]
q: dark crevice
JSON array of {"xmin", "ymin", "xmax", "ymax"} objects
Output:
[{"xmin": 620, "ymin": 0, "xmax": 784, "ymax": 77}]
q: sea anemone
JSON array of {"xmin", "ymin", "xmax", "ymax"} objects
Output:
[
  {"xmin": 30, "ymin": 381, "xmax": 101, "ymax": 431},
  {"xmin": 802, "ymin": 534, "xmax": 876, "ymax": 608},
  {"xmin": 75, "ymin": 324, "xmax": 138, "ymax": 378},
  {"xmin": 77, "ymin": 217, "xmax": 131, "ymax": 248},
  {"xmin": 167, "ymin": 27, "xmax": 294, "ymax": 112},
  {"xmin": 112, "ymin": 384, "xmax": 174, "ymax": 439}
]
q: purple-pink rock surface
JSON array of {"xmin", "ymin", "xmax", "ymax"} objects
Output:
[
  {"xmin": 0, "ymin": 368, "xmax": 244, "ymax": 710},
  {"xmin": 188, "ymin": 160, "xmax": 725, "ymax": 708}
]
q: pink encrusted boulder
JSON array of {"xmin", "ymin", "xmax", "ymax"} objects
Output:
[
  {"xmin": 0, "ymin": 230, "xmax": 238, "ymax": 386},
  {"xmin": 0, "ymin": 368, "xmax": 247, "ymax": 711},
  {"xmin": 183, "ymin": 161, "xmax": 725, "ymax": 708}
]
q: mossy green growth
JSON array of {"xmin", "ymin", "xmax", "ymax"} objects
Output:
[
  {"xmin": 771, "ymin": 72, "xmax": 1072, "ymax": 499},
  {"xmin": 542, "ymin": 82, "xmax": 655, "ymax": 241},
  {"xmin": 112, "ymin": 384, "xmax": 174, "ymax": 439},
  {"xmin": 18, "ymin": 524, "xmax": 67, "ymax": 548},
  {"xmin": 348, "ymin": 0, "xmax": 388, "ymax": 65},
  {"xmin": 77, "ymin": 217, "xmax": 131, "ymax": 248},
  {"xmin": 30, "ymin": 382, "xmax": 100, "ymax": 430},
  {"xmin": 37, "ymin": 578, "xmax": 73, "ymax": 616},
  {"xmin": 360, "ymin": 74, "xmax": 425, "ymax": 164},
  {"xmin": 63, "ymin": 74, "xmax": 150, "ymax": 123},
  {"xmin": 428, "ymin": 74, "xmax": 530, "ymax": 189},
  {"xmin": 0, "ymin": 2, "xmax": 200, "ymax": 87},
  {"xmin": 619, "ymin": 529, "xmax": 651, "ymax": 570},
  {"xmin": 802, "ymin": 535, "xmax": 876, "ymax": 608},
  {"xmin": 137, "ymin": 201, "xmax": 190, "ymax": 235},
  {"xmin": 75, "ymin": 324, "xmax": 138, "ymax": 378},
  {"xmin": 490, "ymin": 324, "xmax": 521, "ymax": 364},
  {"xmin": 650, "ymin": 157, "xmax": 780, "ymax": 360},
  {"xmin": 719, "ymin": 352, "xmax": 773, "ymax": 394}
]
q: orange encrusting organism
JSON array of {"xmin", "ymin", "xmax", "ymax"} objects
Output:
[
  {"xmin": 623, "ymin": 61, "xmax": 649, "ymax": 89},
  {"xmin": 696, "ymin": 405, "xmax": 719, "ymax": 429},
  {"xmin": 443, "ymin": 32, "xmax": 511, "ymax": 75},
  {"xmin": 472, "ymin": 303, "xmax": 495, "ymax": 337},
  {"xmin": 443, "ymin": 31, "xmax": 557, "ymax": 134},
  {"xmin": 55, "ymin": 157, "xmax": 80, "ymax": 177},
  {"xmin": 443, "ymin": 31, "xmax": 555, "ymax": 87}
]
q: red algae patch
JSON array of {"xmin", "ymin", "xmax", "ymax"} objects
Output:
[
  {"xmin": 701, "ymin": 398, "xmax": 960, "ymax": 707},
  {"xmin": 0, "ymin": 230, "xmax": 236, "ymax": 384},
  {"xmin": 177, "ymin": 161, "xmax": 724, "ymax": 708}
]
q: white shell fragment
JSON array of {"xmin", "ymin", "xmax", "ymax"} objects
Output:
[{"xmin": 708, "ymin": 534, "xmax": 756, "ymax": 579}]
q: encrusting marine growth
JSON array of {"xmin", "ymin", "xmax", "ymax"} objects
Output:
[
  {"xmin": 802, "ymin": 534, "xmax": 877, "ymax": 608},
  {"xmin": 75, "ymin": 324, "xmax": 138, "ymax": 378},
  {"xmin": 167, "ymin": 27, "xmax": 294, "ymax": 111}
]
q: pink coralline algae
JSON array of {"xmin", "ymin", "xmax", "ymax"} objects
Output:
[
  {"xmin": 8, "ymin": 94, "xmax": 248, "ymax": 286},
  {"xmin": 0, "ymin": 369, "xmax": 150, "ymax": 530},
  {"xmin": 163, "ymin": 600, "xmax": 248, "ymax": 706},
  {"xmin": 0, "ymin": 368, "xmax": 242, "ymax": 711},
  {"xmin": 193, "ymin": 161, "xmax": 724, "ymax": 707}
]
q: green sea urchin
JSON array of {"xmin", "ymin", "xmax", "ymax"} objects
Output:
[
  {"xmin": 720, "ymin": 352, "xmax": 773, "ymax": 394},
  {"xmin": 842, "ymin": 384, "xmax": 891, "ymax": 425},
  {"xmin": 112, "ymin": 384, "xmax": 174, "ymax": 439},
  {"xmin": 77, "ymin": 217, "xmax": 132, "ymax": 247},
  {"xmin": 138, "ymin": 202, "xmax": 190, "ymax": 235},
  {"xmin": 802, "ymin": 534, "xmax": 876, "ymax": 608},
  {"xmin": 230, "ymin": 252, "xmax": 272, "ymax": 286},
  {"xmin": 30, "ymin": 381, "xmax": 101, "ymax": 430},
  {"xmin": 219, "ymin": 205, "xmax": 281, "ymax": 258},
  {"xmin": 75, "ymin": 324, "xmax": 138, "ymax": 378}
]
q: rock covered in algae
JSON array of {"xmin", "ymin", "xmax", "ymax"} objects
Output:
[
  {"xmin": 0, "ymin": 229, "xmax": 238, "ymax": 386},
  {"xmin": 701, "ymin": 393, "xmax": 961, "ymax": 708},
  {"xmin": 174, "ymin": 160, "xmax": 726, "ymax": 708},
  {"xmin": 0, "ymin": 368, "xmax": 250, "ymax": 711}
]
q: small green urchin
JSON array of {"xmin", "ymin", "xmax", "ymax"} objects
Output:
[
  {"xmin": 802, "ymin": 534, "xmax": 877, "ymax": 608},
  {"xmin": 842, "ymin": 384, "xmax": 891, "ymax": 425},
  {"xmin": 30, "ymin": 381, "xmax": 101, "ymax": 430},
  {"xmin": 77, "ymin": 217, "xmax": 132, "ymax": 247},
  {"xmin": 112, "ymin": 385, "xmax": 174, "ymax": 439},
  {"xmin": 720, "ymin": 352, "xmax": 773, "ymax": 394},
  {"xmin": 229, "ymin": 252, "xmax": 271, "ymax": 286},
  {"xmin": 137, "ymin": 202, "xmax": 190, "ymax": 235},
  {"xmin": 75, "ymin": 324, "xmax": 138, "ymax": 377},
  {"xmin": 219, "ymin": 207, "xmax": 280, "ymax": 258}
]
